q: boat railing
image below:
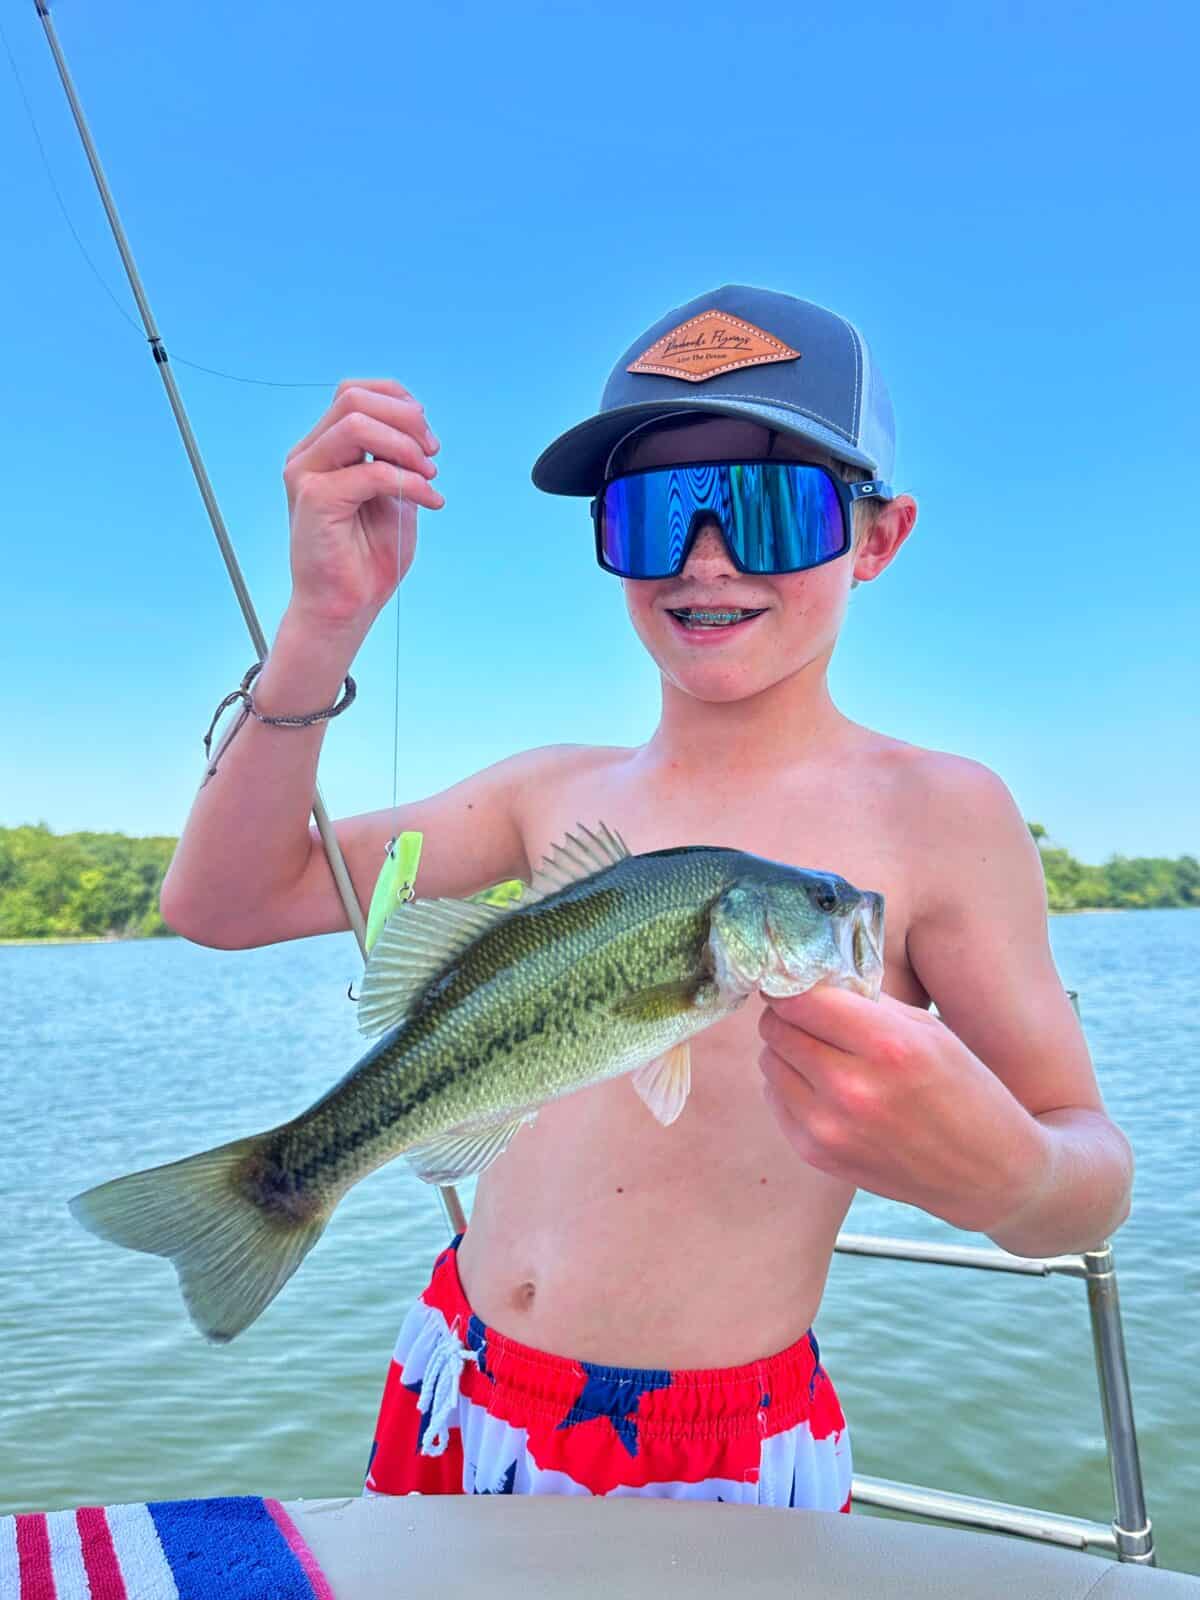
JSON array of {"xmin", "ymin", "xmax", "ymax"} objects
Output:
[
  {"xmin": 836, "ymin": 986, "xmax": 1154, "ymax": 1562},
  {"xmin": 835, "ymin": 1171, "xmax": 1154, "ymax": 1563}
]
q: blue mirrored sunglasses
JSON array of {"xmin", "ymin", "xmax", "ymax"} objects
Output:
[{"xmin": 591, "ymin": 461, "xmax": 892, "ymax": 580}]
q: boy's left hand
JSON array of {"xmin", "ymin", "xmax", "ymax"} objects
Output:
[{"xmin": 758, "ymin": 987, "xmax": 1052, "ymax": 1234}]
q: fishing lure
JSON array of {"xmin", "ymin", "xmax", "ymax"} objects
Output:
[{"xmin": 365, "ymin": 830, "xmax": 525, "ymax": 954}]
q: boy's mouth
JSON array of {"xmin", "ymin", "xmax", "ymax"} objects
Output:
[{"xmin": 666, "ymin": 607, "xmax": 767, "ymax": 632}]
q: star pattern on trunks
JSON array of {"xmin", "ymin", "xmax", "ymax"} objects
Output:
[
  {"xmin": 474, "ymin": 1460, "xmax": 518, "ymax": 1495},
  {"xmin": 466, "ymin": 1314, "xmax": 492, "ymax": 1380},
  {"xmin": 369, "ymin": 1242, "xmax": 850, "ymax": 1506},
  {"xmin": 556, "ymin": 1362, "xmax": 674, "ymax": 1458},
  {"xmin": 807, "ymin": 1331, "xmax": 824, "ymax": 1401}
]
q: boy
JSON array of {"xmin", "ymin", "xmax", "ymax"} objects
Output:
[{"xmin": 161, "ymin": 285, "xmax": 1133, "ymax": 1510}]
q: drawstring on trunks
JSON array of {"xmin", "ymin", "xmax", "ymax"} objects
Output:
[{"xmin": 417, "ymin": 1317, "xmax": 482, "ymax": 1457}]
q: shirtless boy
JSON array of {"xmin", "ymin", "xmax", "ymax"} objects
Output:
[{"xmin": 161, "ymin": 285, "xmax": 1133, "ymax": 1509}]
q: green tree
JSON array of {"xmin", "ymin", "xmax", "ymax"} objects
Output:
[
  {"xmin": 1030, "ymin": 828, "xmax": 1198, "ymax": 914},
  {"xmin": 0, "ymin": 826, "xmax": 179, "ymax": 940}
]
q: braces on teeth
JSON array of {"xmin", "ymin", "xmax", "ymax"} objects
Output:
[{"xmin": 672, "ymin": 608, "xmax": 761, "ymax": 626}]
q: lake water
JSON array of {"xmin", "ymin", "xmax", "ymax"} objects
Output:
[{"xmin": 2, "ymin": 911, "xmax": 1197, "ymax": 1573}]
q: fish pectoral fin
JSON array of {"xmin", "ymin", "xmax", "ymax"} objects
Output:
[
  {"xmin": 610, "ymin": 977, "xmax": 700, "ymax": 1028},
  {"xmin": 403, "ymin": 1113, "xmax": 534, "ymax": 1185},
  {"xmin": 631, "ymin": 1043, "xmax": 692, "ymax": 1127}
]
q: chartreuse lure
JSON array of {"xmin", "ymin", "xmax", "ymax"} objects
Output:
[
  {"xmin": 365, "ymin": 831, "xmax": 526, "ymax": 954},
  {"xmin": 364, "ymin": 831, "xmax": 425, "ymax": 954},
  {"xmin": 69, "ymin": 824, "xmax": 884, "ymax": 1343}
]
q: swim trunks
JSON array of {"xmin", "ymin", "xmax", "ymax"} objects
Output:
[{"xmin": 364, "ymin": 1235, "xmax": 852, "ymax": 1509}]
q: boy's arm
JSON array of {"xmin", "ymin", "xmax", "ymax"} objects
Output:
[
  {"xmin": 160, "ymin": 377, "xmax": 550, "ymax": 950},
  {"xmin": 163, "ymin": 699, "xmax": 554, "ymax": 951},
  {"xmin": 757, "ymin": 758, "xmax": 1134, "ymax": 1256}
]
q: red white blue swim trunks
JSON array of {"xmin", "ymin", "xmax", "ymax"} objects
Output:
[{"xmin": 364, "ymin": 1235, "xmax": 852, "ymax": 1509}]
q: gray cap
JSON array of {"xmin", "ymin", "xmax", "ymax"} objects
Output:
[{"xmin": 531, "ymin": 283, "xmax": 895, "ymax": 496}]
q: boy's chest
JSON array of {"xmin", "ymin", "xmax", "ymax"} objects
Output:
[{"xmin": 517, "ymin": 752, "xmax": 929, "ymax": 1006}]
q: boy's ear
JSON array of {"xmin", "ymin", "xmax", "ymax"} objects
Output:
[{"xmin": 852, "ymin": 495, "xmax": 918, "ymax": 584}]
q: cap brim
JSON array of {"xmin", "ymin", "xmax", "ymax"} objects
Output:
[{"xmin": 531, "ymin": 398, "xmax": 880, "ymax": 496}]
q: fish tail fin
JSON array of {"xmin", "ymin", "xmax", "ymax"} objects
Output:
[{"xmin": 68, "ymin": 1133, "xmax": 330, "ymax": 1343}]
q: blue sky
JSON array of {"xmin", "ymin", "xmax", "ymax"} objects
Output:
[{"xmin": 1, "ymin": 0, "xmax": 1196, "ymax": 863}]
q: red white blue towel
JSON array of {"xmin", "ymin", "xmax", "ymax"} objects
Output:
[{"xmin": 0, "ymin": 1495, "xmax": 333, "ymax": 1600}]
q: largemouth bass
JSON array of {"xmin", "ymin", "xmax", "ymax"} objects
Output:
[{"xmin": 70, "ymin": 825, "xmax": 884, "ymax": 1343}]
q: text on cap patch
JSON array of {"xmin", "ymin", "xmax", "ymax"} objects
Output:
[{"xmin": 627, "ymin": 311, "xmax": 801, "ymax": 383}]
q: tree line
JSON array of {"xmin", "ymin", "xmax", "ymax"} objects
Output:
[
  {"xmin": 0, "ymin": 824, "xmax": 176, "ymax": 940},
  {"xmin": 1027, "ymin": 824, "xmax": 1199, "ymax": 912},
  {"xmin": 0, "ymin": 822, "xmax": 1197, "ymax": 941}
]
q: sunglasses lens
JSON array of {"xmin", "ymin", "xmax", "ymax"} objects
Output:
[
  {"xmin": 599, "ymin": 470, "xmax": 695, "ymax": 578},
  {"xmin": 599, "ymin": 463, "xmax": 848, "ymax": 577},
  {"xmin": 728, "ymin": 463, "xmax": 847, "ymax": 572}
]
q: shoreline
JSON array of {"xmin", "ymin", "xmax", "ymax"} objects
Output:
[
  {"xmin": 0, "ymin": 934, "xmax": 175, "ymax": 947},
  {"xmin": 1051, "ymin": 907, "xmax": 1123, "ymax": 916},
  {"xmin": 4, "ymin": 905, "xmax": 1198, "ymax": 949}
]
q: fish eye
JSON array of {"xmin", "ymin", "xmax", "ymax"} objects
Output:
[{"xmin": 811, "ymin": 885, "xmax": 838, "ymax": 914}]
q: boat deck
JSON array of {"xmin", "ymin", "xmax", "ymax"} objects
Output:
[{"xmin": 291, "ymin": 1494, "xmax": 1200, "ymax": 1598}]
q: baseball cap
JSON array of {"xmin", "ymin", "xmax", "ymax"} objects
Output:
[{"xmin": 531, "ymin": 284, "xmax": 895, "ymax": 496}]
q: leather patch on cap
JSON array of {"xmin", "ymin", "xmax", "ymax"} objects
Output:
[{"xmin": 627, "ymin": 311, "xmax": 800, "ymax": 383}]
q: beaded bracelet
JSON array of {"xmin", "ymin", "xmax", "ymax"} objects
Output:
[{"xmin": 202, "ymin": 661, "xmax": 357, "ymax": 782}]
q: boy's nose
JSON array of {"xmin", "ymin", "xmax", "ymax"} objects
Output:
[{"xmin": 682, "ymin": 517, "xmax": 737, "ymax": 573}]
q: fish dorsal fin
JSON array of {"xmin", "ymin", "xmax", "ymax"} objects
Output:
[
  {"xmin": 357, "ymin": 895, "xmax": 508, "ymax": 1038},
  {"xmin": 631, "ymin": 1042, "xmax": 692, "ymax": 1126},
  {"xmin": 522, "ymin": 822, "xmax": 632, "ymax": 904}
]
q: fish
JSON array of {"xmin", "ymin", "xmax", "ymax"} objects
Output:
[{"xmin": 69, "ymin": 824, "xmax": 884, "ymax": 1343}]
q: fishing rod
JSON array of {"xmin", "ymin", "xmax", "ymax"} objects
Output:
[{"xmin": 32, "ymin": 0, "xmax": 467, "ymax": 1236}]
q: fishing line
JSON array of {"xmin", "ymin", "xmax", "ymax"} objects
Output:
[
  {"xmin": 1, "ymin": 12, "xmax": 336, "ymax": 391},
  {"xmin": 157, "ymin": 355, "xmax": 339, "ymax": 390},
  {"xmin": 0, "ymin": 12, "xmax": 141, "ymax": 336},
  {"xmin": 392, "ymin": 562, "xmax": 402, "ymax": 813},
  {"xmin": 29, "ymin": 0, "xmax": 465, "ymax": 1237}
]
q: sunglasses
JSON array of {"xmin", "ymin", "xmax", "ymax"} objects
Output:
[{"xmin": 591, "ymin": 461, "xmax": 892, "ymax": 580}]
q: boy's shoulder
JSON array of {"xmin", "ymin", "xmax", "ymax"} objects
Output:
[
  {"xmin": 856, "ymin": 729, "xmax": 1041, "ymax": 922},
  {"xmin": 859, "ymin": 728, "xmax": 1022, "ymax": 819},
  {"xmin": 488, "ymin": 740, "xmax": 635, "ymax": 799},
  {"xmin": 498, "ymin": 732, "xmax": 1034, "ymax": 888},
  {"xmin": 481, "ymin": 740, "xmax": 635, "ymax": 835},
  {"xmin": 503, "ymin": 732, "xmax": 1026, "ymax": 835}
]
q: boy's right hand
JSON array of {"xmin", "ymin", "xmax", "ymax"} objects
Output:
[{"xmin": 282, "ymin": 379, "xmax": 445, "ymax": 637}]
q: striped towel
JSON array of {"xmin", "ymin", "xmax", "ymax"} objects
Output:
[{"xmin": 0, "ymin": 1495, "xmax": 334, "ymax": 1600}]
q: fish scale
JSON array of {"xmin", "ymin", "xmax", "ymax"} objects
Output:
[
  {"xmin": 283, "ymin": 857, "xmax": 726, "ymax": 1197},
  {"xmin": 68, "ymin": 830, "xmax": 883, "ymax": 1342}
]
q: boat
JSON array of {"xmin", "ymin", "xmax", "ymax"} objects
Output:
[
  {"xmin": 261, "ymin": 1493, "xmax": 1200, "ymax": 1597},
  {"xmin": 11, "ymin": 6, "xmax": 1196, "ymax": 1593}
]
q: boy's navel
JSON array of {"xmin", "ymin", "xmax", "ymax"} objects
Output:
[{"xmin": 512, "ymin": 1279, "xmax": 537, "ymax": 1311}]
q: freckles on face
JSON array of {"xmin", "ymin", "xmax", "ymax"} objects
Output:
[{"xmin": 770, "ymin": 565, "xmax": 850, "ymax": 639}]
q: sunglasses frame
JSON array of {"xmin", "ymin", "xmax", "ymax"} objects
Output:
[{"xmin": 590, "ymin": 460, "xmax": 893, "ymax": 580}]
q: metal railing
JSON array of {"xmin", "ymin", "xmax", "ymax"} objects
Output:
[
  {"xmin": 835, "ymin": 1231, "xmax": 1154, "ymax": 1564},
  {"xmin": 837, "ymin": 986, "xmax": 1153, "ymax": 1562}
]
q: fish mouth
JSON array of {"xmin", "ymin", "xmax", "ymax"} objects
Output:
[{"xmin": 841, "ymin": 895, "xmax": 885, "ymax": 999}]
